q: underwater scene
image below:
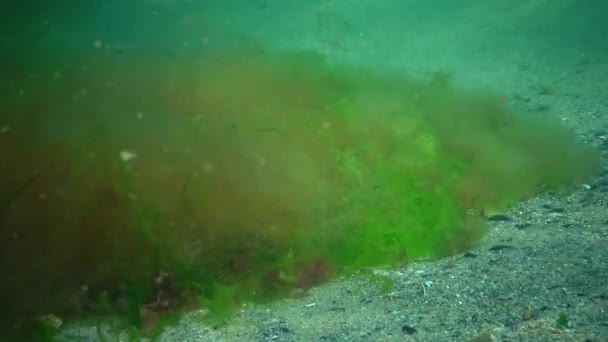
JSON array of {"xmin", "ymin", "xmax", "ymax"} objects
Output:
[{"xmin": 1, "ymin": 0, "xmax": 607, "ymax": 341}]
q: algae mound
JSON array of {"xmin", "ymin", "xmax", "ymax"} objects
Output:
[{"xmin": 0, "ymin": 47, "xmax": 599, "ymax": 332}]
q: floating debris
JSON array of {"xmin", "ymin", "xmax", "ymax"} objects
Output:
[{"xmin": 120, "ymin": 150, "xmax": 137, "ymax": 162}]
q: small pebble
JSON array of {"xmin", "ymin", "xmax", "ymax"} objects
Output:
[
  {"xmin": 402, "ymin": 325, "xmax": 417, "ymax": 335},
  {"xmin": 488, "ymin": 244, "xmax": 516, "ymax": 252},
  {"xmin": 487, "ymin": 214, "xmax": 512, "ymax": 222},
  {"xmin": 463, "ymin": 251, "xmax": 478, "ymax": 258}
]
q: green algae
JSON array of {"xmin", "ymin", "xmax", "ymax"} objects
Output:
[{"xmin": 0, "ymin": 46, "xmax": 600, "ymax": 336}]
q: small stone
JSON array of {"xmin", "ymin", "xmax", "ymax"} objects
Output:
[
  {"xmin": 488, "ymin": 244, "xmax": 516, "ymax": 252},
  {"xmin": 530, "ymin": 103, "xmax": 550, "ymax": 112},
  {"xmin": 487, "ymin": 214, "xmax": 512, "ymax": 222},
  {"xmin": 0, "ymin": 125, "xmax": 9, "ymax": 134},
  {"xmin": 401, "ymin": 325, "xmax": 417, "ymax": 335},
  {"xmin": 593, "ymin": 130, "xmax": 607, "ymax": 138},
  {"xmin": 463, "ymin": 251, "xmax": 478, "ymax": 258}
]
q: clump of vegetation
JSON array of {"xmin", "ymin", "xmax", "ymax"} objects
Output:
[
  {"xmin": 0, "ymin": 44, "xmax": 599, "ymax": 337},
  {"xmin": 556, "ymin": 312, "xmax": 570, "ymax": 329}
]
